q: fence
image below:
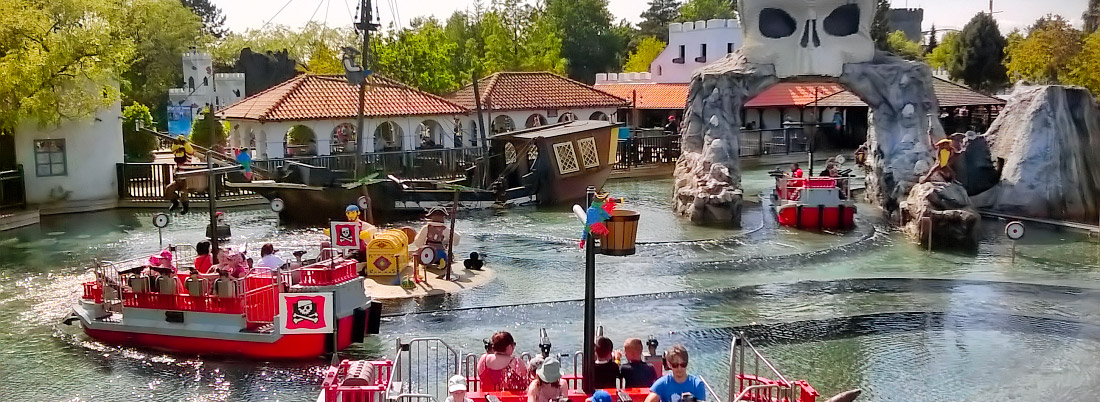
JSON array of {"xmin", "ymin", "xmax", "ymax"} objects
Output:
[
  {"xmin": 729, "ymin": 334, "xmax": 818, "ymax": 402},
  {"xmin": 739, "ymin": 128, "xmax": 809, "ymax": 157},
  {"xmin": 615, "ymin": 135, "xmax": 681, "ymax": 169},
  {"xmin": 116, "ymin": 163, "xmax": 257, "ymax": 202},
  {"xmin": 250, "ymin": 147, "xmax": 487, "ymax": 182},
  {"xmin": 0, "ymin": 165, "xmax": 26, "ymax": 210}
]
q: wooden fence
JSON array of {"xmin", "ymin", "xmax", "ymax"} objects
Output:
[{"xmin": 116, "ymin": 163, "xmax": 256, "ymax": 202}]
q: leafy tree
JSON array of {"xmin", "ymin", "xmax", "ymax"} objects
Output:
[
  {"xmin": 209, "ymin": 22, "xmax": 357, "ymax": 69},
  {"xmin": 1085, "ymin": 0, "xmax": 1100, "ymax": 34},
  {"xmin": 678, "ymin": 0, "xmax": 735, "ymax": 22},
  {"xmin": 180, "ymin": 0, "xmax": 228, "ymax": 39},
  {"xmin": 371, "ymin": 18, "xmax": 461, "ymax": 94},
  {"xmin": 926, "ymin": 25, "xmax": 938, "ymax": 54},
  {"xmin": 122, "ymin": 103, "xmax": 157, "ymax": 162},
  {"xmin": 951, "ymin": 13, "xmax": 1008, "ymax": 93},
  {"xmin": 927, "ymin": 31, "xmax": 960, "ymax": 70},
  {"xmin": 0, "ymin": 0, "xmax": 135, "ymax": 131},
  {"xmin": 190, "ymin": 107, "xmax": 228, "ymax": 149},
  {"xmin": 287, "ymin": 125, "xmax": 315, "ymax": 146},
  {"xmin": 639, "ymin": 0, "xmax": 680, "ymax": 42},
  {"xmin": 623, "ymin": 37, "xmax": 667, "ymax": 72},
  {"xmin": 546, "ymin": 0, "xmax": 625, "ymax": 83},
  {"xmin": 1005, "ymin": 15, "xmax": 1084, "ymax": 84},
  {"xmin": 871, "ymin": 0, "xmax": 891, "ymax": 51},
  {"xmin": 886, "ymin": 31, "xmax": 923, "ymax": 61},
  {"xmin": 1065, "ymin": 30, "xmax": 1100, "ymax": 94},
  {"xmin": 303, "ymin": 41, "xmax": 346, "ymax": 74}
]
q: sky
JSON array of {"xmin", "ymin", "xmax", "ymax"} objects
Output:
[{"xmin": 212, "ymin": 0, "xmax": 1089, "ymax": 36}]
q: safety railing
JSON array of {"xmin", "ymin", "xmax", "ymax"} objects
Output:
[
  {"xmin": 0, "ymin": 165, "xmax": 26, "ymax": 211},
  {"xmin": 729, "ymin": 334, "xmax": 818, "ymax": 402},
  {"xmin": 251, "ymin": 147, "xmax": 488, "ymax": 182},
  {"xmin": 388, "ymin": 338, "xmax": 461, "ymax": 402},
  {"xmin": 116, "ymin": 163, "xmax": 256, "ymax": 202},
  {"xmin": 321, "ymin": 360, "xmax": 395, "ymax": 402},
  {"xmin": 295, "ymin": 258, "xmax": 359, "ymax": 287},
  {"xmin": 614, "ymin": 135, "xmax": 681, "ymax": 170},
  {"xmin": 740, "ymin": 128, "xmax": 808, "ymax": 157}
]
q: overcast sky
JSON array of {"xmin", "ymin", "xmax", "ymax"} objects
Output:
[{"xmin": 212, "ymin": 0, "xmax": 1088, "ymax": 35}]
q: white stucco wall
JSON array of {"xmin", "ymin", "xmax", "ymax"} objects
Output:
[
  {"xmin": 15, "ymin": 101, "xmax": 123, "ymax": 204},
  {"xmin": 651, "ymin": 20, "xmax": 743, "ymax": 84},
  {"xmin": 486, "ymin": 107, "xmax": 618, "ymax": 134}
]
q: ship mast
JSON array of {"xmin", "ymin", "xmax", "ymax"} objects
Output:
[{"xmin": 353, "ymin": 0, "xmax": 378, "ymax": 179}]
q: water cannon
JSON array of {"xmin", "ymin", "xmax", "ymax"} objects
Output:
[
  {"xmin": 596, "ymin": 325, "xmax": 604, "ymax": 338},
  {"xmin": 645, "ymin": 336, "xmax": 659, "ymax": 356},
  {"xmin": 483, "ymin": 338, "xmax": 492, "ymax": 353},
  {"xmin": 539, "ymin": 328, "xmax": 552, "ymax": 357}
]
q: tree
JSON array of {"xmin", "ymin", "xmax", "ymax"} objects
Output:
[
  {"xmin": 122, "ymin": 103, "xmax": 157, "ymax": 162},
  {"xmin": 951, "ymin": 13, "xmax": 1008, "ymax": 93},
  {"xmin": 190, "ymin": 107, "xmax": 228, "ymax": 149},
  {"xmin": 639, "ymin": 0, "xmax": 680, "ymax": 42},
  {"xmin": 871, "ymin": 0, "xmax": 891, "ymax": 51},
  {"xmin": 303, "ymin": 41, "xmax": 345, "ymax": 74},
  {"xmin": 1005, "ymin": 15, "xmax": 1084, "ymax": 84},
  {"xmin": 180, "ymin": 0, "xmax": 228, "ymax": 39},
  {"xmin": 926, "ymin": 25, "xmax": 938, "ymax": 54},
  {"xmin": 0, "ymin": 0, "xmax": 135, "ymax": 131},
  {"xmin": 1065, "ymin": 30, "xmax": 1100, "ymax": 94},
  {"xmin": 372, "ymin": 18, "xmax": 461, "ymax": 94},
  {"xmin": 886, "ymin": 31, "xmax": 923, "ymax": 61},
  {"xmin": 209, "ymin": 22, "xmax": 357, "ymax": 69},
  {"xmin": 678, "ymin": 0, "xmax": 735, "ymax": 22},
  {"xmin": 927, "ymin": 31, "xmax": 960, "ymax": 70},
  {"xmin": 623, "ymin": 37, "xmax": 666, "ymax": 72},
  {"xmin": 546, "ymin": 0, "xmax": 625, "ymax": 83}
]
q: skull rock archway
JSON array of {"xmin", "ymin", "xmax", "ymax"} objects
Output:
[{"xmin": 674, "ymin": 0, "xmax": 945, "ymax": 226}]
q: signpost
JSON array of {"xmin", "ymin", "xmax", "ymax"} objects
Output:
[{"xmin": 1005, "ymin": 221, "xmax": 1025, "ymax": 263}]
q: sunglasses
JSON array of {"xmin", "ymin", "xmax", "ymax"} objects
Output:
[{"xmin": 668, "ymin": 361, "xmax": 687, "ymax": 369}]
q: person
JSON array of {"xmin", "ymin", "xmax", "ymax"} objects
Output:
[
  {"xmin": 920, "ymin": 138, "xmax": 959, "ymax": 184},
  {"xmin": 463, "ymin": 252, "xmax": 483, "ymax": 271},
  {"xmin": 215, "ymin": 248, "xmax": 249, "ymax": 279},
  {"xmin": 819, "ymin": 163, "xmax": 839, "ymax": 178},
  {"xmin": 446, "ymin": 375, "xmax": 474, "ymax": 402},
  {"xmin": 645, "ymin": 345, "xmax": 706, "ymax": 402},
  {"xmin": 256, "ymin": 243, "xmax": 285, "ymax": 271},
  {"xmin": 476, "ymin": 331, "xmax": 528, "ymax": 392},
  {"xmin": 235, "ymin": 147, "xmax": 253, "ymax": 181},
  {"xmin": 194, "ymin": 240, "xmax": 213, "ymax": 274},
  {"xmin": 165, "ymin": 173, "xmax": 191, "ymax": 214},
  {"xmin": 587, "ymin": 390, "xmax": 613, "ymax": 402},
  {"xmin": 593, "ymin": 336, "xmax": 619, "ymax": 389},
  {"xmin": 146, "ymin": 249, "xmax": 176, "ymax": 275},
  {"xmin": 526, "ymin": 356, "xmax": 566, "ymax": 402},
  {"xmin": 171, "ymin": 135, "xmax": 195, "ymax": 167},
  {"xmin": 789, "ymin": 163, "xmax": 803, "ymax": 179},
  {"xmin": 664, "ymin": 116, "xmax": 680, "ymax": 136},
  {"xmin": 618, "ymin": 338, "xmax": 657, "ymax": 388}
]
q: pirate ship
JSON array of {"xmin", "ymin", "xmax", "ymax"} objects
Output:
[{"xmin": 65, "ymin": 245, "xmax": 382, "ymax": 360}]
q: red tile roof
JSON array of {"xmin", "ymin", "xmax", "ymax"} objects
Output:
[
  {"xmin": 449, "ymin": 72, "xmax": 628, "ymax": 111},
  {"xmin": 744, "ymin": 83, "xmax": 847, "ymax": 108},
  {"xmin": 814, "ymin": 90, "xmax": 867, "ymax": 108},
  {"xmin": 593, "ymin": 83, "xmax": 690, "ymax": 110},
  {"xmin": 219, "ymin": 74, "xmax": 469, "ymax": 122},
  {"xmin": 932, "ymin": 77, "xmax": 1006, "ymax": 107}
]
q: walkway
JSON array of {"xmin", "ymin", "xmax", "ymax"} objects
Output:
[{"xmin": 978, "ymin": 209, "xmax": 1100, "ymax": 236}]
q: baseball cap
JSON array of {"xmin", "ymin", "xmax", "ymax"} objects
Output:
[
  {"xmin": 448, "ymin": 375, "xmax": 467, "ymax": 392},
  {"xmin": 591, "ymin": 390, "xmax": 612, "ymax": 402}
]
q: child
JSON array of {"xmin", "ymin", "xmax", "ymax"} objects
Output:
[{"xmin": 445, "ymin": 375, "xmax": 474, "ymax": 402}]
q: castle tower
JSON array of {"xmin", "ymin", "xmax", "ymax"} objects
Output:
[{"xmin": 182, "ymin": 49, "xmax": 214, "ymax": 107}]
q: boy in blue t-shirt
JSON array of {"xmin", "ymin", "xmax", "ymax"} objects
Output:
[{"xmin": 645, "ymin": 345, "xmax": 706, "ymax": 402}]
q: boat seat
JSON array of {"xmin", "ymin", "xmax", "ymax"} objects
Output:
[
  {"xmin": 185, "ymin": 277, "xmax": 208, "ymax": 296},
  {"xmin": 128, "ymin": 275, "xmax": 150, "ymax": 293},
  {"xmin": 156, "ymin": 276, "xmax": 179, "ymax": 295},
  {"xmin": 213, "ymin": 278, "xmax": 237, "ymax": 298}
]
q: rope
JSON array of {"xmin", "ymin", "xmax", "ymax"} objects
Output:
[{"xmin": 261, "ymin": 0, "xmax": 298, "ymax": 29}]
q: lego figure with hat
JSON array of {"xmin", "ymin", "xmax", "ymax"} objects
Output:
[
  {"xmin": 324, "ymin": 205, "xmax": 378, "ymax": 261},
  {"xmin": 412, "ymin": 207, "xmax": 461, "ymax": 266},
  {"xmin": 920, "ymin": 137, "xmax": 960, "ymax": 184}
]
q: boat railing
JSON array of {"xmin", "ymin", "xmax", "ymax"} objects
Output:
[
  {"xmin": 775, "ymin": 177, "xmax": 851, "ymax": 202},
  {"xmin": 387, "ymin": 337, "xmax": 461, "ymax": 402},
  {"xmin": 729, "ymin": 334, "xmax": 818, "ymax": 402},
  {"xmin": 280, "ymin": 257, "xmax": 359, "ymax": 288},
  {"xmin": 320, "ymin": 359, "xmax": 395, "ymax": 402}
]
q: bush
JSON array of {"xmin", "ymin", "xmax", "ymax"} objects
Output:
[
  {"xmin": 122, "ymin": 103, "xmax": 157, "ymax": 162},
  {"xmin": 190, "ymin": 107, "xmax": 229, "ymax": 149}
]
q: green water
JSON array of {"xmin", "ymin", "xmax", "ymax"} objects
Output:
[{"xmin": 1, "ymin": 171, "xmax": 1098, "ymax": 401}]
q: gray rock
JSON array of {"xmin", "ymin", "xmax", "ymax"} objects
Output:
[
  {"xmin": 673, "ymin": 52, "xmax": 777, "ymax": 227},
  {"xmin": 976, "ymin": 85, "xmax": 1100, "ymax": 223},
  {"xmin": 902, "ymin": 181, "xmax": 981, "ymax": 250},
  {"xmin": 951, "ymin": 134, "xmax": 1000, "ymax": 196}
]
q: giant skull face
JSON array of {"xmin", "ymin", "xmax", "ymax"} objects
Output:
[{"xmin": 739, "ymin": 0, "xmax": 875, "ymax": 78}]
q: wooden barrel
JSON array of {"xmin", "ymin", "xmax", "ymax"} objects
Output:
[{"xmin": 598, "ymin": 210, "xmax": 640, "ymax": 256}]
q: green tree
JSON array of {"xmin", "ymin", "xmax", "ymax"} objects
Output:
[
  {"xmin": 209, "ymin": 22, "xmax": 357, "ymax": 69},
  {"xmin": 1065, "ymin": 30, "xmax": 1100, "ymax": 94},
  {"xmin": 951, "ymin": 13, "xmax": 1008, "ymax": 93},
  {"xmin": 190, "ymin": 107, "xmax": 228, "ymax": 149},
  {"xmin": 546, "ymin": 0, "xmax": 625, "ymax": 83},
  {"xmin": 180, "ymin": 0, "xmax": 228, "ymax": 38},
  {"xmin": 886, "ymin": 31, "xmax": 923, "ymax": 61},
  {"xmin": 926, "ymin": 25, "xmax": 938, "ymax": 54},
  {"xmin": 1005, "ymin": 15, "xmax": 1084, "ymax": 84},
  {"xmin": 0, "ymin": 0, "xmax": 135, "ymax": 131},
  {"xmin": 303, "ymin": 41, "xmax": 346, "ymax": 74},
  {"xmin": 927, "ymin": 31, "xmax": 960, "ymax": 70},
  {"xmin": 871, "ymin": 0, "xmax": 891, "ymax": 51},
  {"xmin": 678, "ymin": 0, "xmax": 735, "ymax": 22},
  {"xmin": 372, "ymin": 18, "xmax": 461, "ymax": 94},
  {"xmin": 623, "ymin": 37, "xmax": 667, "ymax": 72},
  {"xmin": 639, "ymin": 0, "xmax": 681, "ymax": 42},
  {"xmin": 122, "ymin": 103, "xmax": 157, "ymax": 162}
]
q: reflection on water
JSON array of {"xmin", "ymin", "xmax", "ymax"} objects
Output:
[{"xmin": 1, "ymin": 171, "xmax": 1098, "ymax": 401}]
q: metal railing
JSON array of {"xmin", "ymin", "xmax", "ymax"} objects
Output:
[
  {"xmin": 729, "ymin": 334, "xmax": 818, "ymax": 402},
  {"xmin": 388, "ymin": 338, "xmax": 461, "ymax": 402},
  {"xmin": 0, "ymin": 165, "xmax": 26, "ymax": 210},
  {"xmin": 116, "ymin": 163, "xmax": 257, "ymax": 202},
  {"xmin": 615, "ymin": 135, "xmax": 681, "ymax": 170},
  {"xmin": 251, "ymin": 147, "xmax": 488, "ymax": 182},
  {"xmin": 739, "ymin": 128, "xmax": 808, "ymax": 157}
]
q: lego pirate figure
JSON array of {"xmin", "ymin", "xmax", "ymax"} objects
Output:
[
  {"xmin": 324, "ymin": 205, "xmax": 378, "ymax": 262},
  {"xmin": 412, "ymin": 207, "xmax": 461, "ymax": 267},
  {"xmin": 920, "ymin": 138, "xmax": 959, "ymax": 184}
]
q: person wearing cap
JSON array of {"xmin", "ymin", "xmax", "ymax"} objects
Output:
[
  {"xmin": 587, "ymin": 390, "xmax": 613, "ymax": 402},
  {"xmin": 476, "ymin": 331, "xmax": 528, "ymax": 391},
  {"xmin": 526, "ymin": 356, "xmax": 566, "ymax": 402},
  {"xmin": 256, "ymin": 243, "xmax": 285, "ymax": 271},
  {"xmin": 664, "ymin": 115, "xmax": 680, "ymax": 135},
  {"xmin": 445, "ymin": 375, "xmax": 474, "ymax": 402},
  {"xmin": 645, "ymin": 345, "xmax": 706, "ymax": 402}
]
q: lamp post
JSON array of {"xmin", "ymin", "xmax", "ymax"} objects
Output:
[{"xmin": 582, "ymin": 185, "xmax": 597, "ymax": 395}]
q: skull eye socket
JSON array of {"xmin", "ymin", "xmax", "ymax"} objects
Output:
[
  {"xmin": 758, "ymin": 8, "xmax": 797, "ymax": 39},
  {"xmin": 823, "ymin": 4, "xmax": 861, "ymax": 37}
]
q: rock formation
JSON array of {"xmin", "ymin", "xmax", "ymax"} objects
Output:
[
  {"xmin": 973, "ymin": 85, "xmax": 1100, "ymax": 223},
  {"xmin": 950, "ymin": 133, "xmax": 1000, "ymax": 196},
  {"xmin": 673, "ymin": 52, "xmax": 777, "ymax": 227},
  {"xmin": 901, "ymin": 181, "xmax": 980, "ymax": 250}
]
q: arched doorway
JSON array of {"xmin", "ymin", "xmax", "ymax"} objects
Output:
[
  {"xmin": 285, "ymin": 125, "xmax": 317, "ymax": 157},
  {"xmin": 589, "ymin": 111, "xmax": 609, "ymax": 121},
  {"xmin": 525, "ymin": 114, "xmax": 547, "ymax": 128},
  {"xmin": 374, "ymin": 121, "xmax": 403, "ymax": 151},
  {"xmin": 558, "ymin": 112, "xmax": 576, "ymax": 123},
  {"xmin": 331, "ymin": 123, "xmax": 357, "ymax": 154},
  {"xmin": 416, "ymin": 119, "xmax": 445, "ymax": 149},
  {"xmin": 492, "ymin": 115, "xmax": 515, "ymax": 134}
]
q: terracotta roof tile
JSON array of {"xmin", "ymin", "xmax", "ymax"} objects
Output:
[
  {"xmin": 449, "ymin": 72, "xmax": 628, "ymax": 111},
  {"xmin": 744, "ymin": 83, "xmax": 846, "ymax": 108},
  {"xmin": 593, "ymin": 83, "xmax": 689, "ymax": 110},
  {"xmin": 219, "ymin": 74, "xmax": 468, "ymax": 122}
]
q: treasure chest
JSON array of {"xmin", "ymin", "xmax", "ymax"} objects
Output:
[{"xmin": 365, "ymin": 230, "xmax": 409, "ymax": 276}]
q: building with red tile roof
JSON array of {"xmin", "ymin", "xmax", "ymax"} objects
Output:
[
  {"xmin": 219, "ymin": 74, "xmax": 475, "ymax": 158},
  {"xmin": 448, "ymin": 72, "xmax": 627, "ymax": 134}
]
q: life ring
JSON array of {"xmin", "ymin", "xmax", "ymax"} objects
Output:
[
  {"xmin": 416, "ymin": 246, "xmax": 437, "ymax": 265},
  {"xmin": 270, "ymin": 198, "xmax": 285, "ymax": 212}
]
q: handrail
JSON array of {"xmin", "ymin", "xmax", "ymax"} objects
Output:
[
  {"xmin": 732, "ymin": 385, "xmax": 784, "ymax": 402},
  {"xmin": 387, "ymin": 337, "xmax": 461, "ymax": 402}
]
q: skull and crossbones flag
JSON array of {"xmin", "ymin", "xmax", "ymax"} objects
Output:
[{"xmin": 280, "ymin": 293, "xmax": 334, "ymax": 333}]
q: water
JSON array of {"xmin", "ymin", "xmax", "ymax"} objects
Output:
[{"xmin": 1, "ymin": 170, "xmax": 1098, "ymax": 401}]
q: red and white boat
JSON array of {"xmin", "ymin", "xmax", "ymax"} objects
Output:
[
  {"xmin": 316, "ymin": 332, "xmax": 829, "ymax": 402},
  {"xmin": 66, "ymin": 246, "xmax": 381, "ymax": 360},
  {"xmin": 771, "ymin": 172, "xmax": 856, "ymax": 231}
]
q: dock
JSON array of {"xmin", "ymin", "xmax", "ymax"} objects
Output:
[{"xmin": 978, "ymin": 209, "xmax": 1100, "ymax": 237}]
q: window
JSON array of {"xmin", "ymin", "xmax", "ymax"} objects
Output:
[
  {"xmin": 552, "ymin": 142, "xmax": 580, "ymax": 174},
  {"xmin": 695, "ymin": 44, "xmax": 707, "ymax": 63},
  {"xmin": 658, "ymin": 65, "xmax": 663, "ymax": 76},
  {"xmin": 34, "ymin": 139, "xmax": 67, "ymax": 177},
  {"xmin": 728, "ymin": 43, "xmax": 734, "ymax": 54},
  {"xmin": 577, "ymin": 137, "xmax": 601, "ymax": 169},
  {"xmin": 673, "ymin": 45, "xmax": 685, "ymax": 64},
  {"xmin": 504, "ymin": 142, "xmax": 518, "ymax": 164}
]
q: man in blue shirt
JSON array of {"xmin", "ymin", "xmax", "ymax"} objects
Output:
[{"xmin": 645, "ymin": 345, "xmax": 706, "ymax": 402}]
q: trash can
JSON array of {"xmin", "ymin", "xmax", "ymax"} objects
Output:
[{"xmin": 598, "ymin": 210, "xmax": 640, "ymax": 256}]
